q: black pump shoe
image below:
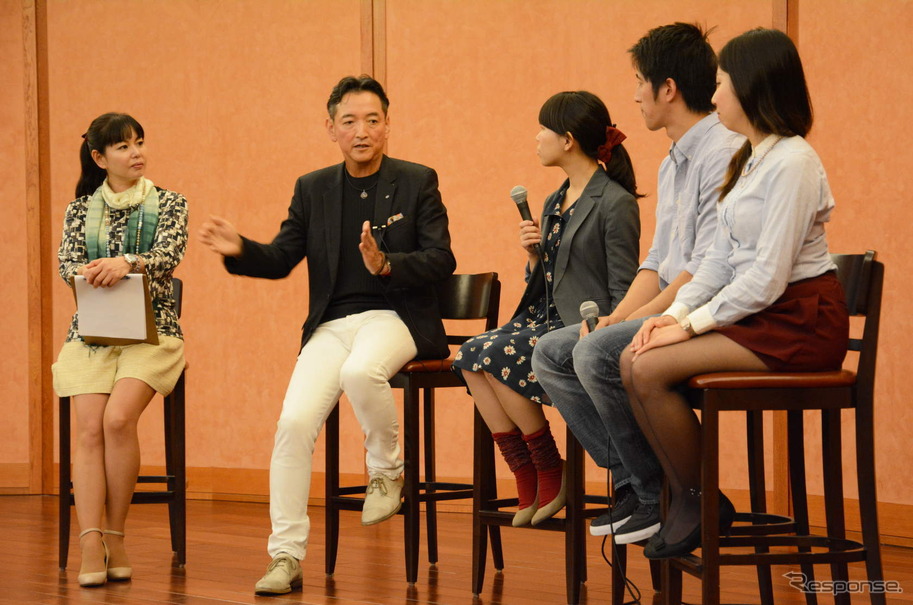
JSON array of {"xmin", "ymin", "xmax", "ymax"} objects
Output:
[
  {"xmin": 644, "ymin": 491, "xmax": 737, "ymax": 560},
  {"xmin": 644, "ymin": 522, "xmax": 701, "ymax": 559}
]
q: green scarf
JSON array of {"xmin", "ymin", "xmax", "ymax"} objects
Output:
[{"xmin": 85, "ymin": 182, "xmax": 159, "ymax": 261}]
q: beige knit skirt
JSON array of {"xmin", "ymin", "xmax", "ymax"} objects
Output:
[{"xmin": 52, "ymin": 335, "xmax": 185, "ymax": 396}]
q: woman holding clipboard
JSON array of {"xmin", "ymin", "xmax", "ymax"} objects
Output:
[{"xmin": 52, "ymin": 113, "xmax": 188, "ymax": 586}]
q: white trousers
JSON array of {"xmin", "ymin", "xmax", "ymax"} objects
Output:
[{"xmin": 266, "ymin": 310, "xmax": 418, "ymax": 560}]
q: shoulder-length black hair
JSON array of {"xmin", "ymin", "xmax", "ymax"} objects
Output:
[
  {"xmin": 76, "ymin": 113, "xmax": 144, "ymax": 198},
  {"xmin": 718, "ymin": 28, "xmax": 813, "ymax": 200},
  {"xmin": 538, "ymin": 91, "xmax": 643, "ymax": 199}
]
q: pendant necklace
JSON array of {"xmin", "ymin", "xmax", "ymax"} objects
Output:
[{"xmin": 345, "ymin": 171, "xmax": 379, "ymax": 199}]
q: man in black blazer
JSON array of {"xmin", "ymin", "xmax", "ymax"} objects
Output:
[{"xmin": 200, "ymin": 75, "xmax": 455, "ymax": 595}]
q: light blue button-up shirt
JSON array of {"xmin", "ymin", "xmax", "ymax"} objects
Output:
[
  {"xmin": 666, "ymin": 134, "xmax": 837, "ymax": 332},
  {"xmin": 641, "ymin": 113, "xmax": 743, "ymax": 289}
]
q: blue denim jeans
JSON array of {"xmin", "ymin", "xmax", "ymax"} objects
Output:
[{"xmin": 532, "ymin": 319, "xmax": 662, "ymax": 504}]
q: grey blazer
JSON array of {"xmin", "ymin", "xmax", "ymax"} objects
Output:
[{"xmin": 512, "ymin": 168, "xmax": 640, "ymax": 324}]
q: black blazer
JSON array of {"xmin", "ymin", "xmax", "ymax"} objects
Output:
[
  {"xmin": 513, "ymin": 168, "xmax": 640, "ymax": 323},
  {"xmin": 226, "ymin": 156, "xmax": 456, "ymax": 359}
]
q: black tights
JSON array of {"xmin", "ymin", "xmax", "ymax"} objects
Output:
[{"xmin": 619, "ymin": 332, "xmax": 767, "ymax": 544}]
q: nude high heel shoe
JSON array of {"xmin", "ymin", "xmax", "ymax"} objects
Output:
[
  {"xmin": 77, "ymin": 528, "xmax": 108, "ymax": 587},
  {"xmin": 103, "ymin": 529, "xmax": 133, "ymax": 581}
]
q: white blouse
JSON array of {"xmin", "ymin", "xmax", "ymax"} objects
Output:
[{"xmin": 664, "ymin": 134, "xmax": 837, "ymax": 333}]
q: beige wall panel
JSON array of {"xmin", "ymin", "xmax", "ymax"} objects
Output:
[
  {"xmin": 798, "ymin": 0, "xmax": 913, "ymax": 505},
  {"xmin": 43, "ymin": 0, "xmax": 362, "ymax": 473},
  {"xmin": 0, "ymin": 0, "xmax": 32, "ymax": 468},
  {"xmin": 384, "ymin": 0, "xmax": 772, "ymax": 488},
  {"xmin": 12, "ymin": 0, "xmax": 909, "ymax": 518}
]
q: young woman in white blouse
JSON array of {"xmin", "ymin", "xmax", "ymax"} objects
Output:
[{"xmin": 619, "ymin": 28, "xmax": 849, "ymax": 559}]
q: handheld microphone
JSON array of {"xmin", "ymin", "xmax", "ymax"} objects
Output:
[
  {"xmin": 579, "ymin": 300, "xmax": 600, "ymax": 334},
  {"xmin": 510, "ymin": 185, "xmax": 540, "ymax": 254}
]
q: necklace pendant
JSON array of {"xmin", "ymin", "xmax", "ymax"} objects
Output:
[{"xmin": 360, "ymin": 190, "xmax": 368, "ymax": 199}]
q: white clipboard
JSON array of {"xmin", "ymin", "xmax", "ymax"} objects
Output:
[{"xmin": 70, "ymin": 274, "xmax": 159, "ymax": 346}]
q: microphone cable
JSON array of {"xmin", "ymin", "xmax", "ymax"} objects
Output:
[
  {"xmin": 598, "ymin": 497, "xmax": 698, "ymax": 605},
  {"xmin": 599, "ymin": 500, "xmax": 644, "ymax": 605},
  {"xmin": 601, "ymin": 530, "xmax": 643, "ymax": 604}
]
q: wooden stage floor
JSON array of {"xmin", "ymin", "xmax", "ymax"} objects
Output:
[{"xmin": 2, "ymin": 495, "xmax": 911, "ymax": 604}]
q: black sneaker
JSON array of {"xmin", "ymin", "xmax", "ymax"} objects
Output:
[
  {"xmin": 590, "ymin": 486, "xmax": 638, "ymax": 536},
  {"xmin": 613, "ymin": 502, "xmax": 661, "ymax": 544}
]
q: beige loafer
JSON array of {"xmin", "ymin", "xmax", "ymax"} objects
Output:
[
  {"xmin": 531, "ymin": 462, "xmax": 567, "ymax": 526},
  {"xmin": 512, "ymin": 494, "xmax": 539, "ymax": 527}
]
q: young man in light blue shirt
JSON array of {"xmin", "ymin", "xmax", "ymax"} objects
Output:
[{"xmin": 532, "ymin": 22, "xmax": 743, "ymax": 545}]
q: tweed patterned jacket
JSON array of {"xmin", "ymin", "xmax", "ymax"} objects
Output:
[{"xmin": 57, "ymin": 187, "xmax": 188, "ymax": 342}]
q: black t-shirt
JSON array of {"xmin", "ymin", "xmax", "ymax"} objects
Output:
[{"xmin": 321, "ymin": 171, "xmax": 392, "ymax": 323}]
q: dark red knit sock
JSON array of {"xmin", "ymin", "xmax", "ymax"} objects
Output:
[
  {"xmin": 492, "ymin": 429, "xmax": 538, "ymax": 509},
  {"xmin": 523, "ymin": 422, "xmax": 564, "ymax": 507}
]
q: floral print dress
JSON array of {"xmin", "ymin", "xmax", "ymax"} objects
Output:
[{"xmin": 453, "ymin": 195, "xmax": 576, "ymax": 404}]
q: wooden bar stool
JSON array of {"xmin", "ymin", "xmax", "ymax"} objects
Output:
[
  {"xmin": 661, "ymin": 252, "xmax": 886, "ymax": 605},
  {"xmin": 472, "ymin": 420, "xmax": 609, "ymax": 605},
  {"xmin": 59, "ymin": 277, "xmax": 187, "ymax": 569}
]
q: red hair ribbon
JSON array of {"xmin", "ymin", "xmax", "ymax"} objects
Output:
[{"xmin": 597, "ymin": 125, "xmax": 627, "ymax": 164}]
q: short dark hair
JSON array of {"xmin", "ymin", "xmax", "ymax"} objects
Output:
[
  {"xmin": 539, "ymin": 91, "xmax": 642, "ymax": 199},
  {"xmin": 76, "ymin": 113, "xmax": 144, "ymax": 198},
  {"xmin": 717, "ymin": 28, "xmax": 813, "ymax": 200},
  {"xmin": 327, "ymin": 75, "xmax": 389, "ymax": 118},
  {"xmin": 628, "ymin": 22, "xmax": 717, "ymax": 114}
]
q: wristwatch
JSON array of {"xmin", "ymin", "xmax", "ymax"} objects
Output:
[
  {"xmin": 124, "ymin": 253, "xmax": 141, "ymax": 273},
  {"xmin": 679, "ymin": 316, "xmax": 697, "ymax": 337}
]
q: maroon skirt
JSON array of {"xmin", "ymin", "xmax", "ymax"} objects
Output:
[{"xmin": 716, "ymin": 271, "xmax": 849, "ymax": 372}]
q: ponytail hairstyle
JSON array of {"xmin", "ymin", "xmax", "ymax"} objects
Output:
[
  {"xmin": 75, "ymin": 113, "xmax": 145, "ymax": 198},
  {"xmin": 717, "ymin": 28, "xmax": 813, "ymax": 200},
  {"xmin": 538, "ymin": 91, "xmax": 643, "ymax": 199}
]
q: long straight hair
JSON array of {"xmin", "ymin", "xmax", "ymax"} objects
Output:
[
  {"xmin": 717, "ymin": 29, "xmax": 813, "ymax": 200},
  {"xmin": 538, "ymin": 91, "xmax": 643, "ymax": 199},
  {"xmin": 75, "ymin": 113, "xmax": 145, "ymax": 198}
]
